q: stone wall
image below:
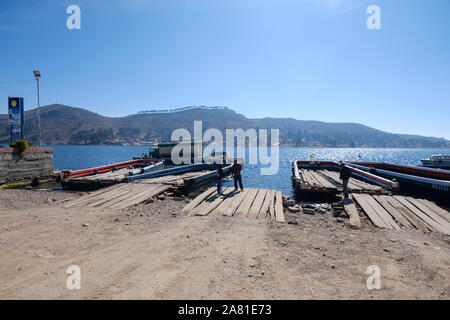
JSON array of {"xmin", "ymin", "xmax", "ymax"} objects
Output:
[{"xmin": 0, "ymin": 147, "xmax": 54, "ymax": 184}]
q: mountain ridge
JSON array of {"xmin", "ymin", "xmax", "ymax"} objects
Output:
[{"xmin": 1, "ymin": 104, "xmax": 449, "ymax": 148}]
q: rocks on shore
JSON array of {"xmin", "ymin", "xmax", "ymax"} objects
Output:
[
  {"xmin": 303, "ymin": 207, "xmax": 316, "ymax": 215},
  {"xmin": 282, "ymin": 196, "xmax": 296, "ymax": 208},
  {"xmin": 288, "ymin": 205, "xmax": 302, "ymax": 213},
  {"xmin": 298, "ymin": 203, "xmax": 332, "ymax": 215}
]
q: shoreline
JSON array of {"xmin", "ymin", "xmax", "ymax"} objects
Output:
[
  {"xmin": 0, "ymin": 188, "xmax": 448, "ymax": 299},
  {"xmin": 4, "ymin": 144, "xmax": 450, "ymax": 149}
]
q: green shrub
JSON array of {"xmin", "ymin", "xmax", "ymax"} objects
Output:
[{"xmin": 10, "ymin": 140, "xmax": 29, "ymax": 156}]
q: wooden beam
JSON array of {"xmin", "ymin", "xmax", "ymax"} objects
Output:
[
  {"xmin": 343, "ymin": 196, "xmax": 361, "ymax": 228},
  {"xmin": 70, "ymin": 184, "xmax": 131, "ymax": 208},
  {"xmin": 102, "ymin": 184, "xmax": 156, "ymax": 209},
  {"xmin": 274, "ymin": 191, "xmax": 285, "ymax": 223},
  {"xmin": 247, "ymin": 189, "xmax": 268, "ymax": 219},
  {"xmin": 353, "ymin": 193, "xmax": 390, "ymax": 229},
  {"xmin": 363, "ymin": 194, "xmax": 401, "ymax": 230},
  {"xmin": 309, "ymin": 171, "xmax": 337, "ymax": 189},
  {"xmin": 234, "ymin": 188, "xmax": 259, "ymax": 217},
  {"xmin": 62, "ymin": 183, "xmax": 124, "ymax": 208},
  {"xmin": 268, "ymin": 190, "xmax": 275, "ymax": 220},
  {"xmin": 195, "ymin": 187, "xmax": 234, "ymax": 216},
  {"xmin": 404, "ymin": 197, "xmax": 450, "ymax": 234},
  {"xmin": 417, "ymin": 199, "xmax": 450, "ymax": 223},
  {"xmin": 258, "ymin": 189, "xmax": 272, "ymax": 219},
  {"xmin": 393, "ymin": 196, "xmax": 449, "ymax": 234},
  {"xmin": 89, "ymin": 184, "xmax": 148, "ymax": 208},
  {"xmin": 302, "ymin": 170, "xmax": 322, "ymax": 188},
  {"xmin": 208, "ymin": 189, "xmax": 241, "ymax": 217},
  {"xmin": 222, "ymin": 189, "xmax": 249, "ymax": 217},
  {"xmin": 373, "ymin": 195, "xmax": 414, "ymax": 229},
  {"xmin": 182, "ymin": 187, "xmax": 216, "ymax": 214},
  {"xmin": 384, "ymin": 196, "xmax": 429, "ymax": 232},
  {"xmin": 111, "ymin": 185, "xmax": 171, "ymax": 210}
]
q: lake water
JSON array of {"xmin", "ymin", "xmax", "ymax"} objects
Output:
[{"xmin": 47, "ymin": 145, "xmax": 450, "ymax": 196}]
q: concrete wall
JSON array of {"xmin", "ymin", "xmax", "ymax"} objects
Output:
[{"xmin": 0, "ymin": 147, "xmax": 54, "ymax": 184}]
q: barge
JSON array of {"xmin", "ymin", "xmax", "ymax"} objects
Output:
[
  {"xmin": 348, "ymin": 162, "xmax": 450, "ymax": 195},
  {"xmin": 419, "ymin": 155, "xmax": 450, "ymax": 170},
  {"xmin": 292, "ymin": 160, "xmax": 399, "ymax": 196}
]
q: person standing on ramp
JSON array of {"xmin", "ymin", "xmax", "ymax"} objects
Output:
[{"xmin": 232, "ymin": 159, "xmax": 244, "ymax": 191}]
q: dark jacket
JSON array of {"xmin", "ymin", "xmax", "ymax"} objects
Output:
[
  {"xmin": 216, "ymin": 164, "xmax": 224, "ymax": 179},
  {"xmin": 340, "ymin": 165, "xmax": 352, "ymax": 180},
  {"xmin": 232, "ymin": 163, "xmax": 242, "ymax": 176}
]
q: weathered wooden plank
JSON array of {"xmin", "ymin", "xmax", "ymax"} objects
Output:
[
  {"xmin": 208, "ymin": 189, "xmax": 241, "ymax": 217},
  {"xmin": 374, "ymin": 195, "xmax": 414, "ymax": 229},
  {"xmin": 182, "ymin": 187, "xmax": 216, "ymax": 213},
  {"xmin": 268, "ymin": 190, "xmax": 275, "ymax": 220},
  {"xmin": 195, "ymin": 187, "xmax": 234, "ymax": 216},
  {"xmin": 189, "ymin": 192, "xmax": 216, "ymax": 216},
  {"xmin": 417, "ymin": 199, "xmax": 450, "ymax": 223},
  {"xmin": 404, "ymin": 197, "xmax": 450, "ymax": 234},
  {"xmin": 303, "ymin": 170, "xmax": 323, "ymax": 188},
  {"xmin": 343, "ymin": 196, "xmax": 361, "ymax": 228},
  {"xmin": 247, "ymin": 189, "xmax": 268, "ymax": 218},
  {"xmin": 352, "ymin": 193, "xmax": 390, "ymax": 229},
  {"xmin": 222, "ymin": 189, "xmax": 249, "ymax": 217},
  {"xmin": 258, "ymin": 189, "xmax": 272, "ymax": 219},
  {"xmin": 393, "ymin": 196, "xmax": 449, "ymax": 234},
  {"xmin": 88, "ymin": 184, "xmax": 149, "ymax": 208},
  {"xmin": 384, "ymin": 197, "xmax": 429, "ymax": 232},
  {"xmin": 100, "ymin": 184, "xmax": 154, "ymax": 208},
  {"xmin": 66, "ymin": 184, "xmax": 129, "ymax": 208},
  {"xmin": 309, "ymin": 171, "xmax": 337, "ymax": 189},
  {"xmin": 111, "ymin": 185, "xmax": 171, "ymax": 210},
  {"xmin": 88, "ymin": 186, "xmax": 136, "ymax": 208},
  {"xmin": 316, "ymin": 171, "xmax": 340, "ymax": 188},
  {"xmin": 62, "ymin": 184, "xmax": 124, "ymax": 208},
  {"xmin": 363, "ymin": 194, "xmax": 401, "ymax": 230},
  {"xmin": 319, "ymin": 170, "xmax": 362, "ymax": 191},
  {"xmin": 346, "ymin": 176, "xmax": 379, "ymax": 191},
  {"xmin": 322, "ymin": 170, "xmax": 378, "ymax": 192},
  {"xmin": 274, "ymin": 191, "xmax": 285, "ymax": 223},
  {"xmin": 234, "ymin": 188, "xmax": 259, "ymax": 217},
  {"xmin": 347, "ymin": 179, "xmax": 365, "ymax": 191}
]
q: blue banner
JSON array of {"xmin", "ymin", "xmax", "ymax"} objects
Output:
[{"xmin": 8, "ymin": 97, "xmax": 24, "ymax": 126}]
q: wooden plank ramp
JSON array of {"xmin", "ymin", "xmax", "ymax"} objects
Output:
[
  {"xmin": 61, "ymin": 182, "xmax": 169, "ymax": 210},
  {"xmin": 416, "ymin": 199, "xmax": 450, "ymax": 223},
  {"xmin": 373, "ymin": 195, "xmax": 414, "ymax": 229},
  {"xmin": 353, "ymin": 193, "xmax": 390, "ymax": 229},
  {"xmin": 352, "ymin": 193, "xmax": 450, "ymax": 235},
  {"xmin": 183, "ymin": 188, "xmax": 285, "ymax": 223}
]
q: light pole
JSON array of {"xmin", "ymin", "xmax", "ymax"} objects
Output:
[{"xmin": 33, "ymin": 70, "xmax": 41, "ymax": 147}]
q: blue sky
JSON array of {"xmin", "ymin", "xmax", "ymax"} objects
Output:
[{"xmin": 0, "ymin": 0, "xmax": 449, "ymax": 139}]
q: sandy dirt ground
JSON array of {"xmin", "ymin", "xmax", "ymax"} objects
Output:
[{"xmin": 0, "ymin": 188, "xmax": 449, "ymax": 300}]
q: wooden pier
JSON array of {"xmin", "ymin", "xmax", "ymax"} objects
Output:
[
  {"xmin": 349, "ymin": 193, "xmax": 450, "ymax": 235},
  {"xmin": 61, "ymin": 169, "xmax": 224, "ymax": 210},
  {"xmin": 62, "ymin": 182, "xmax": 170, "ymax": 210},
  {"xmin": 295, "ymin": 169, "xmax": 386, "ymax": 194},
  {"xmin": 182, "ymin": 187, "xmax": 285, "ymax": 223},
  {"xmin": 292, "ymin": 160, "xmax": 399, "ymax": 195}
]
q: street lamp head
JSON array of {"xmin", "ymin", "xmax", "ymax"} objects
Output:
[{"xmin": 33, "ymin": 70, "xmax": 41, "ymax": 78}]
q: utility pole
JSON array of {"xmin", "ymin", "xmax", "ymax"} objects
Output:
[{"xmin": 33, "ymin": 70, "xmax": 41, "ymax": 147}]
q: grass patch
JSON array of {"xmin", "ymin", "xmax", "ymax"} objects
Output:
[{"xmin": 1, "ymin": 181, "xmax": 31, "ymax": 189}]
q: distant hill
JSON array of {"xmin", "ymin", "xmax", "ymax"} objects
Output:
[{"xmin": 1, "ymin": 104, "xmax": 449, "ymax": 148}]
